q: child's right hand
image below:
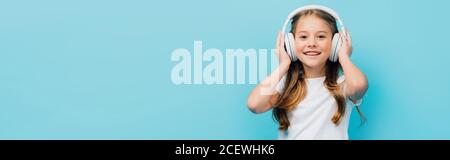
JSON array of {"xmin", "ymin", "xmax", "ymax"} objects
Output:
[
  {"xmin": 247, "ymin": 31, "xmax": 293, "ymax": 113},
  {"xmin": 276, "ymin": 31, "xmax": 292, "ymax": 67}
]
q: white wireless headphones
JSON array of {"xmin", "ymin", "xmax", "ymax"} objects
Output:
[{"xmin": 281, "ymin": 5, "xmax": 345, "ymax": 62}]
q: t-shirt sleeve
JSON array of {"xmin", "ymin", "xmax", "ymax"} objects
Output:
[
  {"xmin": 338, "ymin": 75, "xmax": 363, "ymax": 106},
  {"xmin": 275, "ymin": 75, "xmax": 287, "ymax": 94}
]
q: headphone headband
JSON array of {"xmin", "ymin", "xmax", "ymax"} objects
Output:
[{"xmin": 281, "ymin": 5, "xmax": 344, "ymax": 33}]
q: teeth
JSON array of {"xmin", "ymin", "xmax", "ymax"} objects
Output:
[{"xmin": 304, "ymin": 51, "xmax": 321, "ymax": 56}]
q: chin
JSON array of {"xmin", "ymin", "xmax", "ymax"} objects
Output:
[{"xmin": 302, "ymin": 62, "xmax": 323, "ymax": 69}]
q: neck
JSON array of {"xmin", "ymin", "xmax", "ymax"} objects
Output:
[{"xmin": 302, "ymin": 65, "xmax": 326, "ymax": 78}]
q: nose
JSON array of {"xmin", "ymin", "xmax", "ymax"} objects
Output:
[{"xmin": 306, "ymin": 38, "xmax": 317, "ymax": 48}]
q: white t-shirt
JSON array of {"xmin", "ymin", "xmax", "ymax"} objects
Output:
[{"xmin": 275, "ymin": 75, "xmax": 362, "ymax": 140}]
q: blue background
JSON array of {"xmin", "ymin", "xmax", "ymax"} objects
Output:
[{"xmin": 1, "ymin": 0, "xmax": 449, "ymax": 139}]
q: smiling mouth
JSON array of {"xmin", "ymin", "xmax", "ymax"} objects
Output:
[{"xmin": 303, "ymin": 51, "xmax": 321, "ymax": 56}]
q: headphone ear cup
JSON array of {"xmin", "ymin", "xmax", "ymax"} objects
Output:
[
  {"xmin": 284, "ymin": 34, "xmax": 292, "ymax": 60},
  {"xmin": 330, "ymin": 33, "xmax": 341, "ymax": 62},
  {"xmin": 287, "ymin": 33, "xmax": 297, "ymax": 61}
]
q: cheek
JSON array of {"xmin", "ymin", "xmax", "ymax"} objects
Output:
[
  {"xmin": 294, "ymin": 42, "xmax": 306, "ymax": 53},
  {"xmin": 318, "ymin": 41, "xmax": 332, "ymax": 56}
]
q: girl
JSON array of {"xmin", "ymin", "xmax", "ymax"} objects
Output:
[{"xmin": 247, "ymin": 7, "xmax": 368, "ymax": 140}]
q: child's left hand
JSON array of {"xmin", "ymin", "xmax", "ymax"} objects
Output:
[{"xmin": 338, "ymin": 29, "xmax": 353, "ymax": 60}]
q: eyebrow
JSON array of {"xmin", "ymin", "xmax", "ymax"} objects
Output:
[{"xmin": 296, "ymin": 31, "xmax": 329, "ymax": 34}]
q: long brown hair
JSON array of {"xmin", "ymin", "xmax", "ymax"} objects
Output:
[{"xmin": 273, "ymin": 9, "xmax": 366, "ymax": 131}]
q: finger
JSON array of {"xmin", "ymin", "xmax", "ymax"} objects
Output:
[
  {"xmin": 280, "ymin": 32, "xmax": 285, "ymax": 49},
  {"xmin": 345, "ymin": 30, "xmax": 353, "ymax": 54},
  {"xmin": 342, "ymin": 29, "xmax": 351, "ymax": 47},
  {"xmin": 276, "ymin": 31, "xmax": 281, "ymax": 48},
  {"xmin": 346, "ymin": 31, "xmax": 349, "ymax": 41},
  {"xmin": 339, "ymin": 32, "xmax": 346, "ymax": 45},
  {"xmin": 346, "ymin": 30, "xmax": 352, "ymax": 46}
]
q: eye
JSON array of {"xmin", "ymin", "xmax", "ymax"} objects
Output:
[
  {"xmin": 298, "ymin": 35, "xmax": 307, "ymax": 40},
  {"xmin": 318, "ymin": 35, "xmax": 326, "ymax": 39}
]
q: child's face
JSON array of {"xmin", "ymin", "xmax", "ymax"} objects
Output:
[{"xmin": 294, "ymin": 15, "xmax": 333, "ymax": 69}]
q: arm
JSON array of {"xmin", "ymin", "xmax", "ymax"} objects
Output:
[
  {"xmin": 338, "ymin": 30, "xmax": 369, "ymax": 102},
  {"xmin": 247, "ymin": 32, "xmax": 291, "ymax": 113},
  {"xmin": 247, "ymin": 63, "xmax": 290, "ymax": 113}
]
